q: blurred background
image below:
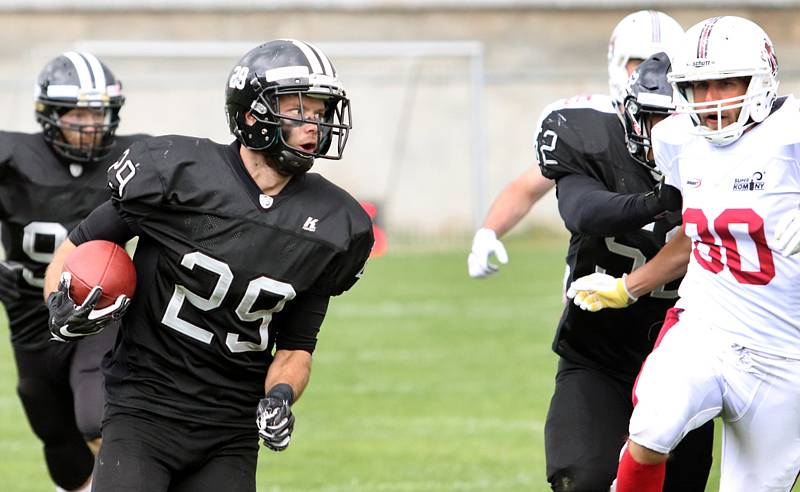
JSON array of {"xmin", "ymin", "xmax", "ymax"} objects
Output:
[
  {"xmin": 2, "ymin": 2, "xmax": 800, "ymax": 491},
  {"xmin": 0, "ymin": 0, "xmax": 798, "ymax": 244}
]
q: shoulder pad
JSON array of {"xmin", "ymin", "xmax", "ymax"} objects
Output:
[
  {"xmin": 762, "ymin": 95, "xmax": 800, "ymax": 147},
  {"xmin": 300, "ymin": 174, "xmax": 374, "ymax": 296},
  {"xmin": 536, "ymin": 105, "xmax": 619, "ymax": 180},
  {"xmin": 107, "ymin": 135, "xmax": 209, "ymax": 206},
  {"xmin": 534, "ymin": 93, "xmax": 615, "ymax": 138}
]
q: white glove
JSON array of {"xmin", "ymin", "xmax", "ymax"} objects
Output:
[
  {"xmin": 566, "ymin": 272, "xmax": 637, "ymax": 312},
  {"xmin": 467, "ymin": 228, "xmax": 508, "ymax": 278},
  {"xmin": 775, "ymin": 206, "xmax": 800, "ymax": 257}
]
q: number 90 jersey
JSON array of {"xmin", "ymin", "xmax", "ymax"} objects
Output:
[
  {"xmin": 655, "ymin": 96, "xmax": 800, "ymax": 359},
  {"xmin": 0, "ymin": 131, "xmax": 146, "ymax": 349},
  {"xmin": 537, "ymin": 95, "xmax": 682, "ymax": 380},
  {"xmin": 104, "ymin": 136, "xmax": 374, "ymax": 428}
]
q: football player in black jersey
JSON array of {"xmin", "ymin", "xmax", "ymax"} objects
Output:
[
  {"xmin": 468, "ymin": 10, "xmax": 685, "ymax": 279},
  {"xmin": 466, "ymin": 11, "xmax": 712, "ymax": 491},
  {"xmin": 538, "ymin": 54, "xmax": 714, "ymax": 491},
  {"xmin": 0, "ymin": 52, "xmax": 145, "ymax": 492},
  {"xmin": 43, "ymin": 39, "xmax": 373, "ymax": 492}
]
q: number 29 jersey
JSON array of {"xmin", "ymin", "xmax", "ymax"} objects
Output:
[
  {"xmin": 104, "ymin": 136, "xmax": 374, "ymax": 428},
  {"xmin": 537, "ymin": 95, "xmax": 681, "ymax": 379},
  {"xmin": 654, "ymin": 95, "xmax": 800, "ymax": 358}
]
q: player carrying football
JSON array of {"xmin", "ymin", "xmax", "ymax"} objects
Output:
[{"xmin": 43, "ymin": 39, "xmax": 373, "ymax": 492}]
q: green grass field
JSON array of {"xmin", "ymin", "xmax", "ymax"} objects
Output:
[{"xmin": 0, "ymin": 234, "xmax": 732, "ymax": 491}]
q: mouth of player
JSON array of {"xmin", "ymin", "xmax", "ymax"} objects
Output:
[
  {"xmin": 299, "ymin": 143, "xmax": 317, "ymax": 153},
  {"xmin": 702, "ymin": 113, "xmax": 726, "ymax": 128}
]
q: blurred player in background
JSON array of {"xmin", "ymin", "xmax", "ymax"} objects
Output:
[
  {"xmin": 468, "ymin": 10, "xmax": 680, "ymax": 278},
  {"xmin": 538, "ymin": 49, "xmax": 714, "ymax": 491},
  {"xmin": 468, "ymin": 10, "xmax": 713, "ymax": 491},
  {"xmin": 568, "ymin": 16, "xmax": 800, "ymax": 492},
  {"xmin": 0, "ymin": 52, "xmax": 145, "ymax": 492},
  {"xmin": 43, "ymin": 39, "xmax": 373, "ymax": 492}
]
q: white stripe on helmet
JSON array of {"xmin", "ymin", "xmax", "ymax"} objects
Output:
[
  {"xmin": 79, "ymin": 51, "xmax": 107, "ymax": 90},
  {"xmin": 62, "ymin": 51, "xmax": 94, "ymax": 91},
  {"xmin": 288, "ymin": 39, "xmax": 325, "ymax": 75}
]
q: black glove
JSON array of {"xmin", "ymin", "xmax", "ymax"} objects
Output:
[
  {"xmin": 643, "ymin": 176, "xmax": 682, "ymax": 219},
  {"xmin": 0, "ymin": 262, "xmax": 22, "ymax": 304},
  {"xmin": 256, "ymin": 384, "xmax": 295, "ymax": 452},
  {"xmin": 47, "ymin": 272, "xmax": 130, "ymax": 342}
]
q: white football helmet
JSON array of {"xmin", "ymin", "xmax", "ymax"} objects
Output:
[
  {"xmin": 608, "ymin": 10, "xmax": 684, "ymax": 106},
  {"xmin": 668, "ymin": 16, "xmax": 779, "ymax": 146}
]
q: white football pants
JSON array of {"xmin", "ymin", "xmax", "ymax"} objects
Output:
[{"xmin": 630, "ymin": 312, "xmax": 800, "ymax": 491}]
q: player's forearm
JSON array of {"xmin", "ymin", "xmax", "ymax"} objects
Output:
[
  {"xmin": 556, "ymin": 174, "xmax": 662, "ymax": 235},
  {"xmin": 625, "ymin": 232, "xmax": 691, "ymax": 298},
  {"xmin": 265, "ymin": 349, "xmax": 312, "ymax": 403},
  {"xmin": 43, "ymin": 239, "xmax": 76, "ymax": 301},
  {"xmin": 483, "ymin": 167, "xmax": 554, "ymax": 236}
]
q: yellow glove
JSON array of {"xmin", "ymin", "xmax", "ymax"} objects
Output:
[{"xmin": 566, "ymin": 272, "xmax": 637, "ymax": 312}]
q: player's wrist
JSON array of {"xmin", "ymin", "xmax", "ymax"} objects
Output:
[
  {"xmin": 620, "ymin": 274, "xmax": 640, "ymax": 301},
  {"xmin": 475, "ymin": 227, "xmax": 498, "ymax": 241},
  {"xmin": 642, "ymin": 189, "xmax": 667, "ymax": 218},
  {"xmin": 266, "ymin": 383, "xmax": 295, "ymax": 405}
]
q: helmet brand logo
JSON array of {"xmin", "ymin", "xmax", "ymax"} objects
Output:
[{"xmin": 692, "ymin": 60, "xmax": 713, "ymax": 67}]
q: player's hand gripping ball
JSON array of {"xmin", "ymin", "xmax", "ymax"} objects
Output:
[{"xmin": 47, "ymin": 240, "xmax": 136, "ymax": 341}]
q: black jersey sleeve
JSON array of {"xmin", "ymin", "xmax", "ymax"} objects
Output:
[
  {"xmin": 314, "ymin": 224, "xmax": 373, "ymax": 297},
  {"xmin": 0, "ymin": 137, "xmax": 10, "ymax": 181},
  {"xmin": 68, "ymin": 200, "xmax": 138, "ymax": 246},
  {"xmin": 0, "ymin": 133, "xmax": 14, "ymax": 217},
  {"xmin": 536, "ymin": 110, "xmax": 593, "ymax": 180},
  {"xmin": 271, "ymin": 291, "xmax": 330, "ymax": 354},
  {"xmin": 107, "ymin": 140, "xmax": 166, "ymax": 227},
  {"xmin": 556, "ymin": 173, "xmax": 658, "ymax": 235}
]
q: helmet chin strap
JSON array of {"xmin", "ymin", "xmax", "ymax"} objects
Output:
[{"xmin": 266, "ymin": 148, "xmax": 314, "ymax": 176}]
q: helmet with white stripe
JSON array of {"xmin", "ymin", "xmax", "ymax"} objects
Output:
[
  {"xmin": 668, "ymin": 16, "xmax": 779, "ymax": 146},
  {"xmin": 608, "ymin": 10, "xmax": 684, "ymax": 106},
  {"xmin": 34, "ymin": 52, "xmax": 125, "ymax": 163},
  {"xmin": 225, "ymin": 39, "xmax": 351, "ymax": 176}
]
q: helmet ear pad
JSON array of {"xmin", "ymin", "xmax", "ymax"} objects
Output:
[
  {"xmin": 747, "ymin": 74, "xmax": 778, "ymax": 123},
  {"xmin": 230, "ymin": 99, "xmax": 315, "ymax": 177}
]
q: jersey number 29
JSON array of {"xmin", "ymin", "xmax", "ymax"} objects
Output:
[{"xmin": 161, "ymin": 251, "xmax": 296, "ymax": 353}]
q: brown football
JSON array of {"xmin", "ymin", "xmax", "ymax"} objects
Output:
[{"xmin": 63, "ymin": 240, "xmax": 136, "ymax": 308}]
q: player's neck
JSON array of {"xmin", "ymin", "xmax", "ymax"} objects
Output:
[{"xmin": 239, "ymin": 146, "xmax": 292, "ymax": 195}]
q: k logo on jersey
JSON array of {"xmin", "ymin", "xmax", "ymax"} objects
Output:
[{"xmin": 732, "ymin": 171, "xmax": 765, "ymax": 192}]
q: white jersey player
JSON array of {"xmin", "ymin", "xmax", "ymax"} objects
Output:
[{"xmin": 567, "ymin": 16, "xmax": 800, "ymax": 491}]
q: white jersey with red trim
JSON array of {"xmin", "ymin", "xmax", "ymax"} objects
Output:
[{"xmin": 652, "ymin": 95, "xmax": 800, "ymax": 358}]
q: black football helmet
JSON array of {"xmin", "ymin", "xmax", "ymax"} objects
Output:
[
  {"xmin": 225, "ymin": 39, "xmax": 351, "ymax": 176},
  {"xmin": 34, "ymin": 51, "xmax": 125, "ymax": 163},
  {"xmin": 622, "ymin": 52, "xmax": 674, "ymax": 168}
]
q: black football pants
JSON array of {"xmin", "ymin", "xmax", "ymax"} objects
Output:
[
  {"xmin": 13, "ymin": 320, "xmax": 118, "ymax": 489},
  {"xmin": 93, "ymin": 408, "xmax": 259, "ymax": 492},
  {"xmin": 544, "ymin": 357, "xmax": 713, "ymax": 492}
]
